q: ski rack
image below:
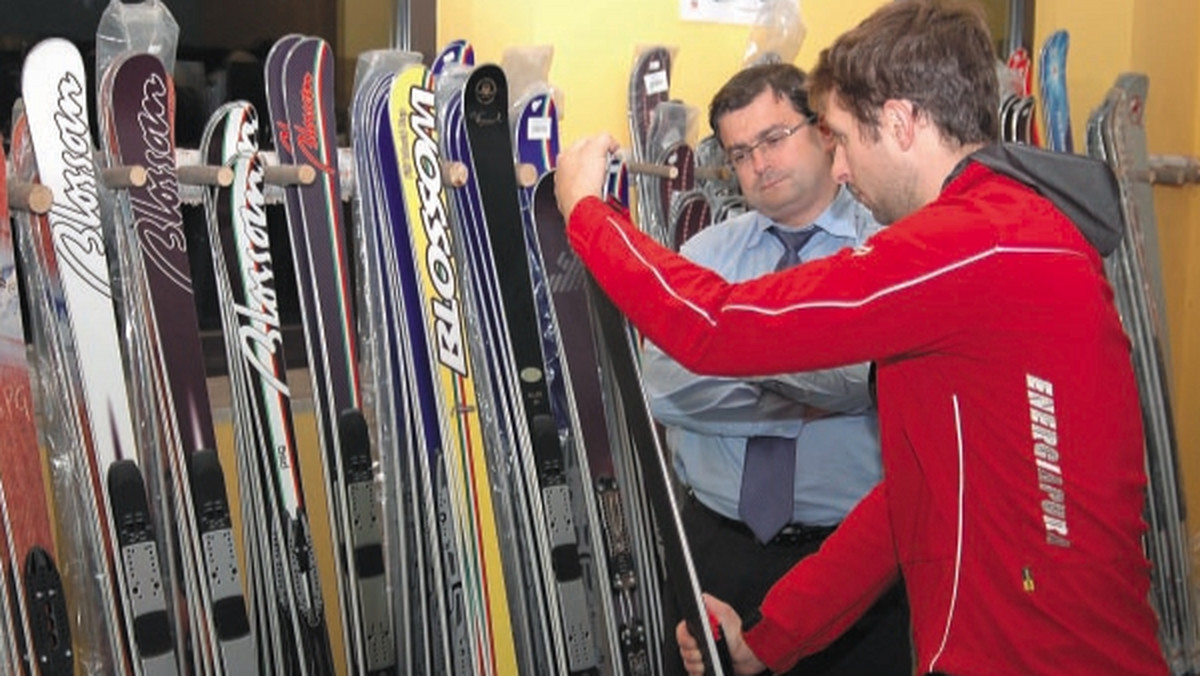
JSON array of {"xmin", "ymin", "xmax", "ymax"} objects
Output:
[{"xmin": 149, "ymin": 147, "xmax": 691, "ymax": 205}]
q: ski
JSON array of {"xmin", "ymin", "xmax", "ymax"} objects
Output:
[
  {"xmin": 264, "ymin": 34, "xmax": 394, "ymax": 675},
  {"xmin": 99, "ymin": 49, "xmax": 252, "ymax": 672},
  {"xmin": 0, "ymin": 128, "xmax": 73, "ymax": 676},
  {"xmin": 1038, "ymin": 30, "xmax": 1072, "ymax": 154}
]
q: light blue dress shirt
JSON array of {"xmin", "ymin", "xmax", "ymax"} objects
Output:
[{"xmin": 642, "ymin": 187, "xmax": 885, "ymax": 526}]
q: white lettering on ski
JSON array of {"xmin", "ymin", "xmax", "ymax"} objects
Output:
[
  {"xmin": 50, "ymin": 70, "xmax": 110, "ymax": 298},
  {"xmin": 129, "ymin": 71, "xmax": 190, "ymax": 292},
  {"xmin": 234, "ymin": 151, "xmax": 288, "ymax": 397},
  {"xmin": 408, "ymin": 83, "xmax": 468, "ymax": 377}
]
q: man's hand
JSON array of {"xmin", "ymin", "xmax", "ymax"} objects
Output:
[
  {"xmin": 676, "ymin": 594, "xmax": 767, "ymax": 676},
  {"xmin": 554, "ymin": 132, "xmax": 620, "ymax": 219}
]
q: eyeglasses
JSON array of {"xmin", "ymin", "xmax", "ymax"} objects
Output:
[{"xmin": 725, "ymin": 116, "xmax": 816, "ymax": 169}]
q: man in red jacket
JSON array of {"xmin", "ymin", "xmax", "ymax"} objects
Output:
[{"xmin": 554, "ymin": 1, "xmax": 1169, "ymax": 674}]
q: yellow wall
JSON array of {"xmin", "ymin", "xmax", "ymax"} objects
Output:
[{"xmin": 436, "ymin": 0, "xmax": 878, "ymax": 146}]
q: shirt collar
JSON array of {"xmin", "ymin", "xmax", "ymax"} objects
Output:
[{"xmin": 753, "ymin": 185, "xmax": 857, "ymax": 241}]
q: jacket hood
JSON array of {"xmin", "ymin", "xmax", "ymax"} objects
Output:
[{"xmin": 947, "ymin": 143, "xmax": 1125, "ymax": 256}]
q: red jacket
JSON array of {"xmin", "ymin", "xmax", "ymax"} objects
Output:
[{"xmin": 566, "ymin": 152, "xmax": 1167, "ymax": 675}]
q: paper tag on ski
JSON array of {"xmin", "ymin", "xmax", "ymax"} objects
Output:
[
  {"xmin": 527, "ymin": 117, "xmax": 552, "ymax": 141},
  {"xmin": 644, "ymin": 69, "xmax": 669, "ymax": 95}
]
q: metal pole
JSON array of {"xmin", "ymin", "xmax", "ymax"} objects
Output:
[
  {"xmin": 393, "ymin": 0, "xmax": 411, "ymax": 51},
  {"xmin": 1005, "ymin": 0, "xmax": 1026, "ymax": 56}
]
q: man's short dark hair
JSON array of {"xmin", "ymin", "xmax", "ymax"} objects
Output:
[
  {"xmin": 808, "ymin": 0, "xmax": 999, "ymax": 145},
  {"xmin": 708, "ymin": 63, "xmax": 814, "ymax": 143}
]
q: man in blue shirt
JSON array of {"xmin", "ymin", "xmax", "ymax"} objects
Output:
[{"xmin": 645, "ymin": 63, "xmax": 911, "ymax": 675}]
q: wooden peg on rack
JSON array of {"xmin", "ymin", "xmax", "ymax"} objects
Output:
[
  {"xmin": 625, "ymin": 160, "xmax": 678, "ymax": 180},
  {"xmin": 442, "ymin": 160, "xmax": 469, "ymax": 188},
  {"xmin": 101, "ymin": 165, "xmax": 148, "ymax": 189},
  {"xmin": 615, "ymin": 150, "xmax": 679, "ymax": 180},
  {"xmin": 177, "ymin": 164, "xmax": 234, "ymax": 188},
  {"xmin": 263, "ymin": 164, "xmax": 316, "ymax": 186},
  {"xmin": 1145, "ymin": 155, "xmax": 1200, "ymax": 186},
  {"xmin": 7, "ymin": 181, "xmax": 52, "ymax": 215},
  {"xmin": 515, "ymin": 162, "xmax": 538, "ymax": 188}
]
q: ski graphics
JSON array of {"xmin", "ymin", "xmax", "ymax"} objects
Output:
[
  {"xmin": 391, "ymin": 62, "xmax": 523, "ymax": 676},
  {"xmin": 99, "ymin": 50, "xmax": 252, "ymax": 672},
  {"xmin": 1039, "ymin": 30, "xmax": 1072, "ymax": 154},
  {"xmin": 0, "ymin": 129, "xmax": 73, "ymax": 676},
  {"xmin": 20, "ymin": 38, "xmax": 177, "ymax": 676},
  {"xmin": 460, "ymin": 63, "xmax": 607, "ymax": 675},
  {"xmin": 531, "ymin": 171, "xmax": 662, "ymax": 676},
  {"xmin": 264, "ymin": 34, "xmax": 394, "ymax": 675},
  {"xmin": 432, "ymin": 39, "xmax": 475, "ymax": 79},
  {"xmin": 669, "ymin": 189, "xmax": 713, "ymax": 252},
  {"xmin": 200, "ymin": 100, "xmax": 334, "ymax": 675}
]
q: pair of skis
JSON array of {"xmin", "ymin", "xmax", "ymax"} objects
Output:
[
  {"xmin": 97, "ymin": 41, "xmax": 254, "ymax": 674},
  {"xmin": 263, "ymin": 34, "xmax": 395, "ymax": 676},
  {"xmin": 197, "ymin": 99, "xmax": 335, "ymax": 674},
  {"xmin": 355, "ymin": 53, "xmax": 470, "ymax": 675},
  {"xmin": 18, "ymin": 36, "xmax": 180, "ymax": 675},
  {"xmin": 446, "ymin": 63, "xmax": 602, "ymax": 675},
  {"xmin": 1043, "ymin": 33, "xmax": 1199, "ymax": 671},
  {"xmin": 513, "ymin": 82, "xmax": 668, "ymax": 676},
  {"xmin": 531, "ymin": 172, "xmax": 731, "ymax": 676}
]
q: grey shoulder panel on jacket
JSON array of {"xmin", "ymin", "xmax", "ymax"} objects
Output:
[{"xmin": 955, "ymin": 143, "xmax": 1124, "ymax": 257}]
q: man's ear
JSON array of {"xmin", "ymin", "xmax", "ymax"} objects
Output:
[
  {"xmin": 816, "ymin": 118, "xmax": 835, "ymax": 152},
  {"xmin": 881, "ymin": 99, "xmax": 917, "ymax": 150}
]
